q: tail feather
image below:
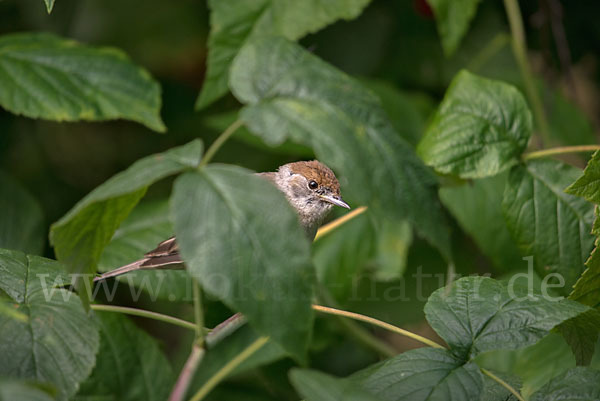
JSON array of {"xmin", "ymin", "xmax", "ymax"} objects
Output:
[{"xmin": 94, "ymin": 258, "xmax": 150, "ymax": 282}]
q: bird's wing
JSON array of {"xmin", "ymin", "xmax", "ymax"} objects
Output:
[{"xmin": 94, "ymin": 236, "xmax": 183, "ymax": 282}]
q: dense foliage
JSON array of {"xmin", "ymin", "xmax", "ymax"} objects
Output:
[{"xmin": 1, "ymin": 1, "xmax": 600, "ymax": 400}]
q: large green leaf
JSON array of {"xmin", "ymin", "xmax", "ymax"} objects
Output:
[
  {"xmin": 566, "ymin": 150, "xmax": 600, "ymax": 204},
  {"xmin": 0, "ymin": 171, "xmax": 44, "ymax": 255},
  {"xmin": 289, "ymin": 369, "xmax": 383, "ymax": 401},
  {"xmin": 50, "ymin": 140, "xmax": 202, "ymax": 280},
  {"xmin": 424, "ymin": 276, "xmax": 589, "ymax": 359},
  {"xmin": 75, "ymin": 312, "xmax": 174, "ymax": 401},
  {"xmin": 171, "ymin": 166, "xmax": 314, "ymax": 362},
  {"xmin": 439, "ymin": 174, "xmax": 522, "ymax": 272},
  {"xmin": 98, "ymin": 199, "xmax": 190, "ymax": 302},
  {"xmin": 0, "ymin": 249, "xmax": 99, "ymax": 400},
  {"xmin": 0, "ymin": 33, "xmax": 164, "ymax": 131},
  {"xmin": 502, "ymin": 159, "xmax": 595, "ymax": 294},
  {"xmin": 351, "ymin": 347, "xmax": 483, "ymax": 401},
  {"xmin": 418, "ymin": 70, "xmax": 532, "ymax": 179},
  {"xmin": 529, "ymin": 367, "xmax": 600, "ymax": 400},
  {"xmin": 0, "ymin": 380, "xmax": 55, "ymax": 401},
  {"xmin": 555, "ymin": 309, "xmax": 600, "ymax": 366},
  {"xmin": 230, "ymin": 36, "xmax": 451, "ymax": 260},
  {"xmin": 196, "ymin": 0, "xmax": 372, "ymax": 109},
  {"xmin": 427, "ymin": 0, "xmax": 481, "ymax": 56},
  {"xmin": 475, "ymin": 333, "xmax": 575, "ymax": 399}
]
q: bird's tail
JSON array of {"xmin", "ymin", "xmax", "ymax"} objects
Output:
[{"xmin": 93, "ymin": 258, "xmax": 150, "ymax": 282}]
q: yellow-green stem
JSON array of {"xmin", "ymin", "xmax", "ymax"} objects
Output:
[
  {"xmin": 90, "ymin": 304, "xmax": 199, "ymax": 331},
  {"xmin": 523, "ymin": 144, "xmax": 600, "ymax": 160},
  {"xmin": 481, "ymin": 368, "xmax": 526, "ymax": 401},
  {"xmin": 188, "ymin": 336, "xmax": 269, "ymax": 401},
  {"xmin": 199, "ymin": 120, "xmax": 244, "ymax": 168},
  {"xmin": 504, "ymin": 0, "xmax": 551, "ymax": 145},
  {"xmin": 192, "ymin": 280, "xmax": 205, "ymax": 345},
  {"xmin": 313, "ymin": 206, "xmax": 367, "ymax": 241}
]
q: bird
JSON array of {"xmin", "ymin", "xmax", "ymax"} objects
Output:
[{"xmin": 94, "ymin": 160, "xmax": 350, "ymax": 282}]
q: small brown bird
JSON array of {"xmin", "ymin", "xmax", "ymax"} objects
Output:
[{"xmin": 94, "ymin": 160, "xmax": 349, "ymax": 281}]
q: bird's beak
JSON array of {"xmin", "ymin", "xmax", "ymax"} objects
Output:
[{"xmin": 320, "ymin": 195, "xmax": 351, "ymax": 209}]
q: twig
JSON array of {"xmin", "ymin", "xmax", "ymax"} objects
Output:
[
  {"xmin": 199, "ymin": 120, "xmax": 244, "ymax": 167},
  {"xmin": 314, "ymin": 206, "xmax": 368, "ymax": 241},
  {"xmin": 523, "ymin": 144, "xmax": 600, "ymax": 160},
  {"xmin": 90, "ymin": 304, "xmax": 199, "ymax": 331},
  {"xmin": 480, "ymin": 368, "xmax": 526, "ymax": 401},
  {"xmin": 168, "ymin": 344, "xmax": 205, "ymax": 401}
]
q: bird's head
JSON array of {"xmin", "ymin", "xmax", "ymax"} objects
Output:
[{"xmin": 273, "ymin": 160, "xmax": 349, "ymax": 237}]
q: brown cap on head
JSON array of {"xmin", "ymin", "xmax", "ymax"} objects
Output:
[{"xmin": 285, "ymin": 160, "xmax": 341, "ymax": 195}]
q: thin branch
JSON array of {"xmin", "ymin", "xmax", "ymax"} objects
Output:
[
  {"xmin": 312, "ymin": 304, "xmax": 445, "ymax": 349},
  {"xmin": 523, "ymin": 144, "xmax": 600, "ymax": 160},
  {"xmin": 199, "ymin": 119, "xmax": 244, "ymax": 168},
  {"xmin": 504, "ymin": 0, "xmax": 551, "ymax": 145},
  {"xmin": 192, "ymin": 280, "xmax": 205, "ymax": 344},
  {"xmin": 480, "ymin": 368, "xmax": 526, "ymax": 401},
  {"xmin": 90, "ymin": 304, "xmax": 199, "ymax": 332},
  {"xmin": 314, "ymin": 206, "xmax": 368, "ymax": 241},
  {"xmin": 168, "ymin": 344, "xmax": 205, "ymax": 401},
  {"xmin": 188, "ymin": 336, "xmax": 270, "ymax": 401},
  {"xmin": 205, "ymin": 313, "xmax": 247, "ymax": 348}
]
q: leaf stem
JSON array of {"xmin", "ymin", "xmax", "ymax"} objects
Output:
[
  {"xmin": 199, "ymin": 119, "xmax": 244, "ymax": 167},
  {"xmin": 503, "ymin": 0, "xmax": 551, "ymax": 145},
  {"xmin": 480, "ymin": 368, "xmax": 526, "ymax": 401},
  {"xmin": 313, "ymin": 206, "xmax": 368, "ymax": 241},
  {"xmin": 90, "ymin": 304, "xmax": 199, "ymax": 331},
  {"xmin": 312, "ymin": 304, "xmax": 445, "ymax": 349},
  {"xmin": 192, "ymin": 280, "xmax": 205, "ymax": 345},
  {"xmin": 188, "ymin": 336, "xmax": 270, "ymax": 401},
  {"xmin": 168, "ymin": 344, "xmax": 205, "ymax": 401},
  {"xmin": 523, "ymin": 145, "xmax": 600, "ymax": 160}
]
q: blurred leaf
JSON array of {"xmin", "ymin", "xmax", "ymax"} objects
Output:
[
  {"xmin": 230, "ymin": 36, "xmax": 452, "ymax": 260},
  {"xmin": 171, "ymin": 166, "xmax": 314, "ymax": 362},
  {"xmin": 0, "ymin": 171, "xmax": 44, "ymax": 255},
  {"xmin": 351, "ymin": 347, "xmax": 483, "ymax": 401},
  {"xmin": 75, "ymin": 312, "xmax": 174, "ymax": 401},
  {"xmin": 475, "ymin": 333, "xmax": 575, "ymax": 399},
  {"xmin": 193, "ymin": 325, "xmax": 286, "ymax": 390},
  {"xmin": 425, "ymin": 276, "xmax": 589, "ymax": 359},
  {"xmin": 529, "ymin": 366, "xmax": 600, "ymax": 401},
  {"xmin": 427, "ymin": 0, "xmax": 481, "ymax": 56},
  {"xmin": 439, "ymin": 174, "xmax": 522, "ymax": 271},
  {"xmin": 418, "ymin": 70, "xmax": 532, "ymax": 178},
  {"xmin": 50, "ymin": 140, "xmax": 202, "ymax": 281},
  {"xmin": 0, "ymin": 249, "xmax": 99, "ymax": 401},
  {"xmin": 196, "ymin": 0, "xmax": 372, "ymax": 109},
  {"xmin": 592, "ymin": 337, "xmax": 600, "ymax": 370},
  {"xmin": 202, "ymin": 110, "xmax": 314, "ymax": 157},
  {"xmin": 0, "ymin": 379, "xmax": 55, "ymax": 401},
  {"xmin": 313, "ymin": 212, "xmax": 375, "ymax": 299},
  {"xmin": 556, "ymin": 309, "xmax": 600, "ymax": 365},
  {"xmin": 98, "ymin": 199, "xmax": 190, "ymax": 302},
  {"xmin": 503, "ymin": 159, "xmax": 595, "ymax": 294},
  {"xmin": 0, "ymin": 33, "xmax": 165, "ymax": 132},
  {"xmin": 566, "ymin": 150, "xmax": 600, "ymax": 204},
  {"xmin": 547, "ymin": 86, "xmax": 597, "ymax": 146},
  {"xmin": 359, "ymin": 78, "xmax": 431, "ymax": 146},
  {"xmin": 43, "ymin": 0, "xmax": 55, "ymax": 13},
  {"xmin": 372, "ymin": 219, "xmax": 412, "ymax": 281},
  {"xmin": 289, "ymin": 369, "xmax": 383, "ymax": 401}
]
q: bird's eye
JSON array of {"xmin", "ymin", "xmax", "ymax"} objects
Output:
[{"xmin": 308, "ymin": 180, "xmax": 318, "ymax": 190}]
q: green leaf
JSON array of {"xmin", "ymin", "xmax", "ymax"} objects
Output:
[
  {"xmin": 230, "ymin": 36, "xmax": 452, "ymax": 260},
  {"xmin": 0, "ymin": 249, "xmax": 99, "ymax": 400},
  {"xmin": 502, "ymin": 159, "xmax": 595, "ymax": 294},
  {"xmin": 50, "ymin": 140, "xmax": 202, "ymax": 280},
  {"xmin": 0, "ymin": 379, "xmax": 55, "ymax": 401},
  {"xmin": 171, "ymin": 166, "xmax": 314, "ymax": 362},
  {"xmin": 76, "ymin": 312, "xmax": 174, "ymax": 401},
  {"xmin": 43, "ymin": 0, "xmax": 55, "ymax": 13},
  {"xmin": 565, "ymin": 150, "xmax": 600, "ymax": 204},
  {"xmin": 0, "ymin": 33, "xmax": 165, "ymax": 132},
  {"xmin": 351, "ymin": 347, "xmax": 483, "ymax": 401},
  {"xmin": 0, "ymin": 171, "xmax": 44, "ymax": 255},
  {"xmin": 289, "ymin": 369, "xmax": 383, "ymax": 401},
  {"xmin": 555, "ymin": 309, "xmax": 600, "ymax": 366},
  {"xmin": 196, "ymin": 0, "xmax": 372, "ymax": 109},
  {"xmin": 475, "ymin": 333, "xmax": 575, "ymax": 399},
  {"xmin": 418, "ymin": 70, "xmax": 532, "ymax": 179},
  {"xmin": 440, "ymin": 174, "xmax": 522, "ymax": 272},
  {"xmin": 529, "ymin": 367, "xmax": 600, "ymax": 401},
  {"xmin": 427, "ymin": 0, "xmax": 481, "ymax": 56},
  {"xmin": 193, "ymin": 325, "xmax": 286, "ymax": 388},
  {"xmin": 372, "ymin": 219, "xmax": 413, "ymax": 281},
  {"xmin": 424, "ymin": 276, "xmax": 589, "ymax": 359},
  {"xmin": 98, "ymin": 199, "xmax": 190, "ymax": 302}
]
